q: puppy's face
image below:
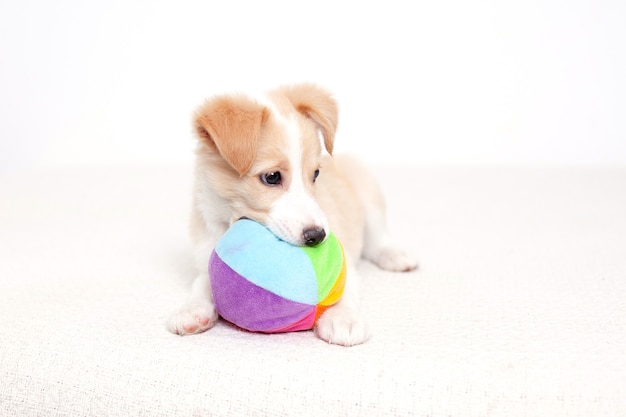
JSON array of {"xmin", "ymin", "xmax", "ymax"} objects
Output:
[{"xmin": 194, "ymin": 84, "xmax": 338, "ymax": 247}]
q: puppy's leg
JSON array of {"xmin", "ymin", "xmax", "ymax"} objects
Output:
[
  {"xmin": 167, "ymin": 272, "xmax": 217, "ymax": 335},
  {"xmin": 167, "ymin": 233, "xmax": 220, "ymax": 335},
  {"xmin": 315, "ymin": 258, "xmax": 371, "ymax": 346},
  {"xmin": 338, "ymin": 155, "xmax": 418, "ymax": 272},
  {"xmin": 362, "ymin": 203, "xmax": 418, "ymax": 272}
]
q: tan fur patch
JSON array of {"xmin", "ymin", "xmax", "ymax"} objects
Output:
[
  {"xmin": 277, "ymin": 83, "xmax": 338, "ymax": 155},
  {"xmin": 194, "ymin": 95, "xmax": 268, "ymax": 176}
]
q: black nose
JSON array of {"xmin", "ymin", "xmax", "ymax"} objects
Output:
[{"xmin": 303, "ymin": 228, "xmax": 326, "ymax": 246}]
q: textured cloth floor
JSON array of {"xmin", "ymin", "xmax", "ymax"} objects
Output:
[{"xmin": 1, "ymin": 165, "xmax": 625, "ymax": 416}]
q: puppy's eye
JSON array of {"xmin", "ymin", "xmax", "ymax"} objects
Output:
[
  {"xmin": 313, "ymin": 169, "xmax": 320, "ymax": 182},
  {"xmin": 260, "ymin": 171, "xmax": 281, "ymax": 186}
]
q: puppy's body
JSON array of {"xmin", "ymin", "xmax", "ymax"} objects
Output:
[{"xmin": 168, "ymin": 84, "xmax": 416, "ymax": 346}]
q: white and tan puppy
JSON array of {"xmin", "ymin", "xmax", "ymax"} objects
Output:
[{"xmin": 167, "ymin": 83, "xmax": 417, "ymax": 346}]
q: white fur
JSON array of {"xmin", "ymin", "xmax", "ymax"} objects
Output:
[{"xmin": 266, "ymin": 107, "xmax": 329, "ymax": 245}]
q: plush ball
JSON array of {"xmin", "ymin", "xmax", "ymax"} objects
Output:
[{"xmin": 209, "ymin": 219, "xmax": 345, "ymax": 333}]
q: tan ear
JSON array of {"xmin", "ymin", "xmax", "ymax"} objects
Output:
[
  {"xmin": 280, "ymin": 83, "xmax": 338, "ymax": 155},
  {"xmin": 194, "ymin": 95, "xmax": 268, "ymax": 176}
]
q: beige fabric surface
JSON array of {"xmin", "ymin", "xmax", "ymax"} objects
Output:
[{"xmin": 1, "ymin": 164, "xmax": 625, "ymax": 416}]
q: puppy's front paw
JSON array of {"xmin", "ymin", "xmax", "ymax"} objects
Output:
[
  {"xmin": 373, "ymin": 246, "xmax": 418, "ymax": 272},
  {"xmin": 167, "ymin": 303, "xmax": 218, "ymax": 336},
  {"xmin": 315, "ymin": 306, "xmax": 371, "ymax": 346}
]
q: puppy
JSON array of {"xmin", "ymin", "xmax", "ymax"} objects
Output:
[{"xmin": 167, "ymin": 83, "xmax": 417, "ymax": 346}]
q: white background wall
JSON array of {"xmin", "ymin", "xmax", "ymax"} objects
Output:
[{"xmin": 1, "ymin": 0, "xmax": 625, "ymax": 172}]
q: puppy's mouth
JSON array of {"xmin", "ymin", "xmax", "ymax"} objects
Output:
[
  {"xmin": 237, "ymin": 217, "xmax": 327, "ymax": 247},
  {"xmin": 268, "ymin": 224, "xmax": 327, "ymax": 247}
]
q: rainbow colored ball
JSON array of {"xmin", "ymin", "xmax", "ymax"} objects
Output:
[{"xmin": 209, "ymin": 219, "xmax": 345, "ymax": 333}]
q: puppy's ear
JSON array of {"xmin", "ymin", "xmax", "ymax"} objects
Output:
[
  {"xmin": 281, "ymin": 83, "xmax": 338, "ymax": 155},
  {"xmin": 194, "ymin": 95, "xmax": 268, "ymax": 176}
]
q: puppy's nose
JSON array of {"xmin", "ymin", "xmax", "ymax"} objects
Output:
[{"xmin": 303, "ymin": 228, "xmax": 326, "ymax": 247}]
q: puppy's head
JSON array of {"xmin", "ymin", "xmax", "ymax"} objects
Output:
[{"xmin": 193, "ymin": 83, "xmax": 338, "ymax": 247}]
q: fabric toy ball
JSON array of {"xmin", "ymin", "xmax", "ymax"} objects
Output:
[{"xmin": 209, "ymin": 219, "xmax": 346, "ymax": 333}]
